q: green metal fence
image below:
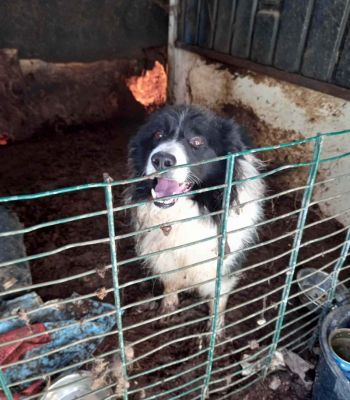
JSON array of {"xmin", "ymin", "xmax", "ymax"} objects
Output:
[{"xmin": 1, "ymin": 130, "xmax": 350, "ymax": 399}]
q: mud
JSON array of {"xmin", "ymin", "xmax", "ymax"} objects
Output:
[{"xmin": 0, "ymin": 119, "xmax": 346, "ymax": 399}]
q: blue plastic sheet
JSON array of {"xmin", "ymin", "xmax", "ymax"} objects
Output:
[{"xmin": 0, "ymin": 293, "xmax": 117, "ymax": 386}]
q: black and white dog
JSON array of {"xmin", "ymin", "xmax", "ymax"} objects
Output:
[{"xmin": 127, "ymin": 105, "xmax": 264, "ymax": 332}]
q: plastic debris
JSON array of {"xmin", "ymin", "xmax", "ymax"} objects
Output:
[
  {"xmin": 257, "ymin": 317, "xmax": 266, "ymax": 326},
  {"xmin": 268, "ymin": 375, "xmax": 281, "ymax": 391},
  {"xmin": 90, "ymin": 342, "xmax": 134, "ymax": 397},
  {"xmin": 0, "ymin": 292, "xmax": 117, "ymax": 392},
  {"xmin": 248, "ymin": 339, "xmax": 260, "ymax": 350},
  {"xmin": 0, "ymin": 207, "xmax": 32, "ymax": 299},
  {"xmin": 240, "ymin": 349, "xmax": 285, "ymax": 376},
  {"xmin": 0, "ymin": 132, "xmax": 9, "ymax": 145},
  {"xmin": 283, "ymin": 350, "xmax": 314, "ymax": 388}
]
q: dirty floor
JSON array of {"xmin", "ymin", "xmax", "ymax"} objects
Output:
[{"xmin": 0, "ymin": 117, "xmax": 346, "ymax": 399}]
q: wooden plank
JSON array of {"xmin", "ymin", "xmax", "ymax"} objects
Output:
[
  {"xmin": 251, "ymin": 5, "xmax": 281, "ymax": 65},
  {"xmin": 301, "ymin": 0, "xmax": 350, "ymax": 81},
  {"xmin": 334, "ymin": 29, "xmax": 350, "ymax": 89},
  {"xmin": 198, "ymin": 0, "xmax": 218, "ymax": 48},
  {"xmin": 183, "ymin": 0, "xmax": 200, "ymax": 45},
  {"xmin": 230, "ymin": 0, "xmax": 258, "ymax": 58},
  {"xmin": 213, "ymin": 0, "xmax": 237, "ymax": 53},
  {"xmin": 274, "ymin": 0, "xmax": 315, "ymax": 72},
  {"xmin": 176, "ymin": 41, "xmax": 350, "ymax": 101}
]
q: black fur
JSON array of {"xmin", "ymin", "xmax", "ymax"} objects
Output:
[{"xmin": 128, "ymin": 105, "xmax": 251, "ymax": 214}]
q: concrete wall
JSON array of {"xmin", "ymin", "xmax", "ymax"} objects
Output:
[
  {"xmin": 0, "ymin": 0, "xmax": 168, "ymax": 62},
  {"xmin": 168, "ymin": 1, "xmax": 350, "ymax": 225}
]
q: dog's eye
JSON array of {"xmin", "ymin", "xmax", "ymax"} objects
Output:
[
  {"xmin": 190, "ymin": 136, "xmax": 205, "ymax": 148},
  {"xmin": 154, "ymin": 131, "xmax": 164, "ymax": 140}
]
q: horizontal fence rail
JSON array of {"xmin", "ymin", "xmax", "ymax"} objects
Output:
[{"xmin": 0, "ymin": 130, "xmax": 350, "ymax": 399}]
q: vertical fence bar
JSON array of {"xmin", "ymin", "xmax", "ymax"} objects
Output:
[
  {"xmin": 201, "ymin": 154, "xmax": 236, "ymax": 399},
  {"xmin": 327, "ymin": 227, "xmax": 350, "ymax": 305},
  {"xmin": 0, "ymin": 370, "xmax": 13, "ymax": 400},
  {"xmin": 103, "ymin": 174, "xmax": 129, "ymax": 400},
  {"xmin": 263, "ymin": 135, "xmax": 324, "ymax": 376}
]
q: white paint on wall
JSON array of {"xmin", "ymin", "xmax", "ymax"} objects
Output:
[{"xmin": 168, "ymin": 40, "xmax": 350, "ymax": 225}]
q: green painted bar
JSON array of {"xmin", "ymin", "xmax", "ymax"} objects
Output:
[
  {"xmin": 263, "ymin": 134, "xmax": 324, "ymax": 376},
  {"xmin": 103, "ymin": 174, "xmax": 129, "ymax": 400},
  {"xmin": 202, "ymin": 154, "xmax": 236, "ymax": 398},
  {"xmin": 0, "ymin": 130, "xmax": 349, "ymax": 398},
  {"xmin": 327, "ymin": 226, "xmax": 350, "ymax": 305},
  {"xmin": 0, "ymin": 370, "xmax": 13, "ymax": 400}
]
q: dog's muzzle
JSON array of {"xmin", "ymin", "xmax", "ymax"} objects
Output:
[{"xmin": 151, "ymin": 178, "xmax": 193, "ymax": 208}]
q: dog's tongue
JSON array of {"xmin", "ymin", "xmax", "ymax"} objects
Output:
[{"xmin": 154, "ymin": 178, "xmax": 183, "ymax": 198}]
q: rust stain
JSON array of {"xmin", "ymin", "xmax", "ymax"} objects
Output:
[
  {"xmin": 126, "ymin": 60, "xmax": 167, "ymax": 109},
  {"xmin": 277, "ymin": 80, "xmax": 346, "ymax": 122},
  {"xmin": 219, "ymin": 102, "xmax": 321, "ymax": 188}
]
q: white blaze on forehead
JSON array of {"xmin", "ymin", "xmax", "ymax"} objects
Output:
[{"xmin": 146, "ymin": 141, "xmax": 189, "ymax": 183}]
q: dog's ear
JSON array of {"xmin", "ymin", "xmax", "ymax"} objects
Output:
[
  {"xmin": 127, "ymin": 135, "xmax": 141, "ymax": 178},
  {"xmin": 127, "ymin": 121, "xmax": 158, "ymax": 202}
]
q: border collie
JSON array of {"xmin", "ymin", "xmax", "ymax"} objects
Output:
[{"xmin": 127, "ymin": 105, "xmax": 264, "ymax": 333}]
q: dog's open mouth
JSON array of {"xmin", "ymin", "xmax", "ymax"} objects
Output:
[{"xmin": 151, "ymin": 178, "xmax": 193, "ymax": 208}]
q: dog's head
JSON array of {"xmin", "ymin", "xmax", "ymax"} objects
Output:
[{"xmin": 128, "ymin": 105, "xmax": 248, "ymax": 209}]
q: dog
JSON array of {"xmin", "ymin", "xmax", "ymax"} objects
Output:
[{"xmin": 127, "ymin": 105, "xmax": 264, "ymax": 333}]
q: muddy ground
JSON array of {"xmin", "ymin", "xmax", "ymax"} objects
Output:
[{"xmin": 0, "ymin": 115, "xmax": 347, "ymax": 399}]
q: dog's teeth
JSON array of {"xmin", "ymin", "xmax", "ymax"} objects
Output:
[{"xmin": 151, "ymin": 188, "xmax": 156, "ymax": 199}]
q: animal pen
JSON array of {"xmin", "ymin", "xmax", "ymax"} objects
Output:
[
  {"xmin": 1, "ymin": 0, "xmax": 350, "ymax": 399},
  {"xmin": 1, "ymin": 129, "xmax": 350, "ymax": 399}
]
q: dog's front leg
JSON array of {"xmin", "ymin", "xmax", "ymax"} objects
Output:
[
  {"xmin": 208, "ymin": 294, "xmax": 228, "ymax": 339},
  {"xmin": 160, "ymin": 283, "xmax": 179, "ymax": 315}
]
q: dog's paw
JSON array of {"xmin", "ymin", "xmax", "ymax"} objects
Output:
[
  {"xmin": 159, "ymin": 293, "xmax": 179, "ymax": 314},
  {"xmin": 158, "ymin": 293, "xmax": 180, "ymax": 325},
  {"xmin": 206, "ymin": 317, "xmax": 226, "ymax": 342}
]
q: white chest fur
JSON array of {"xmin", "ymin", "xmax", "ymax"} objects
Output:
[{"xmin": 134, "ymin": 173, "xmax": 263, "ymax": 300}]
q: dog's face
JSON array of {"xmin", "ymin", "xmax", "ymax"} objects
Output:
[{"xmin": 129, "ymin": 106, "xmax": 247, "ymax": 208}]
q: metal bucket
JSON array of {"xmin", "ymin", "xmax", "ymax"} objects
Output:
[
  {"xmin": 41, "ymin": 372, "xmax": 111, "ymax": 400},
  {"xmin": 312, "ymin": 304, "xmax": 350, "ymax": 400},
  {"xmin": 329, "ymin": 328, "xmax": 350, "ymax": 379}
]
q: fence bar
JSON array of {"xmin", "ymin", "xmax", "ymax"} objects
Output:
[
  {"xmin": 0, "ymin": 370, "xmax": 13, "ymax": 400},
  {"xmin": 327, "ymin": 227, "xmax": 350, "ymax": 305},
  {"xmin": 263, "ymin": 134, "xmax": 323, "ymax": 376},
  {"xmin": 201, "ymin": 154, "xmax": 236, "ymax": 398},
  {"xmin": 103, "ymin": 174, "xmax": 129, "ymax": 400}
]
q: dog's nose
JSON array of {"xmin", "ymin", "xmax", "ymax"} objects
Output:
[{"xmin": 151, "ymin": 152, "xmax": 176, "ymax": 170}]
